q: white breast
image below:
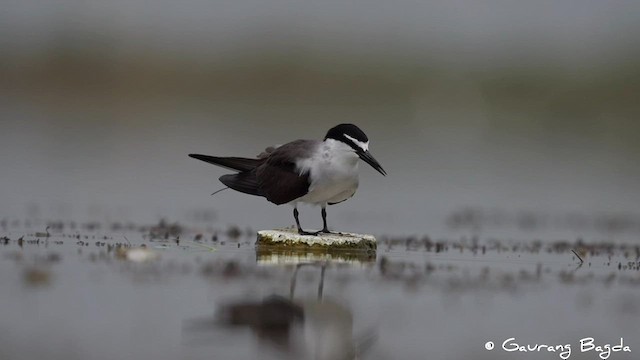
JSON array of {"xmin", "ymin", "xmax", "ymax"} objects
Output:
[{"xmin": 293, "ymin": 139, "xmax": 360, "ymax": 205}]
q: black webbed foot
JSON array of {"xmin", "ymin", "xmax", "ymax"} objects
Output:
[{"xmin": 319, "ymin": 228, "xmax": 343, "ymax": 235}]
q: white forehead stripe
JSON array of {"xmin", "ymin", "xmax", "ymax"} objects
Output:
[{"xmin": 344, "ymin": 134, "xmax": 369, "ymax": 151}]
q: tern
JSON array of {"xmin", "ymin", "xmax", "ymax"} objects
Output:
[{"xmin": 189, "ymin": 123, "xmax": 386, "ymax": 235}]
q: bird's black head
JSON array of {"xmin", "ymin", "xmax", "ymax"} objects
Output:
[
  {"xmin": 324, "ymin": 123, "xmax": 369, "ymax": 144},
  {"xmin": 324, "ymin": 123, "xmax": 386, "ymax": 176}
]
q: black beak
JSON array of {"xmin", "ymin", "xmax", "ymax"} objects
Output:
[{"xmin": 358, "ymin": 150, "xmax": 387, "ymax": 176}]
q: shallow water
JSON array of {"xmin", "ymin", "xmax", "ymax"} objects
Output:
[{"xmin": 1, "ymin": 218, "xmax": 638, "ymax": 360}]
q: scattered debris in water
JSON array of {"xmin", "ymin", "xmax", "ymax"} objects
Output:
[
  {"xmin": 34, "ymin": 226, "xmax": 50, "ymax": 238},
  {"xmin": 116, "ymin": 247, "xmax": 160, "ymax": 262},
  {"xmin": 147, "ymin": 219, "xmax": 183, "ymax": 240},
  {"xmin": 23, "ymin": 267, "xmax": 52, "ymax": 286},
  {"xmin": 571, "ymin": 249, "xmax": 585, "ymax": 264},
  {"xmin": 226, "ymin": 225, "xmax": 242, "ymax": 239}
]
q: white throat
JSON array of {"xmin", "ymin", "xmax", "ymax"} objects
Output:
[
  {"xmin": 293, "ymin": 139, "xmax": 360, "ymax": 205},
  {"xmin": 321, "ymin": 139, "xmax": 359, "ymax": 166}
]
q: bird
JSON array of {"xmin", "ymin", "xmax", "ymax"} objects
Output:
[{"xmin": 189, "ymin": 123, "xmax": 386, "ymax": 235}]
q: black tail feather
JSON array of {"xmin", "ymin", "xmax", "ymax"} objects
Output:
[
  {"xmin": 189, "ymin": 154, "xmax": 261, "ymax": 172},
  {"xmin": 219, "ymin": 172, "xmax": 263, "ymax": 197}
]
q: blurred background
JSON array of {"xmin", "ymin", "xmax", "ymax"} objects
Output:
[
  {"xmin": 2, "ymin": 0, "xmax": 640, "ymax": 239},
  {"xmin": 2, "ymin": 3, "xmax": 640, "ymax": 360}
]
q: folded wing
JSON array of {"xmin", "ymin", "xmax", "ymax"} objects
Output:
[
  {"xmin": 255, "ymin": 140, "xmax": 315, "ymax": 205},
  {"xmin": 189, "ymin": 140, "xmax": 318, "ymax": 205}
]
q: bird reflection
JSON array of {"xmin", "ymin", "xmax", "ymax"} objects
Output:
[
  {"xmin": 216, "ymin": 294, "xmax": 304, "ymax": 351},
  {"xmin": 184, "ymin": 262, "xmax": 376, "ymax": 360}
]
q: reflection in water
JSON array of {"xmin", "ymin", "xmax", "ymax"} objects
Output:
[
  {"xmin": 217, "ymin": 295, "xmax": 304, "ymax": 352},
  {"xmin": 256, "ymin": 248, "xmax": 376, "ymax": 266},
  {"xmin": 186, "ymin": 262, "xmax": 376, "ymax": 360}
]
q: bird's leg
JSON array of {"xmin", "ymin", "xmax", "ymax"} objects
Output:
[
  {"xmin": 320, "ymin": 206, "xmax": 342, "ymax": 235},
  {"xmin": 293, "ymin": 207, "xmax": 303, "ymax": 233},
  {"xmin": 294, "ymin": 207, "xmax": 319, "ymax": 235},
  {"xmin": 321, "ymin": 206, "xmax": 330, "ymax": 233}
]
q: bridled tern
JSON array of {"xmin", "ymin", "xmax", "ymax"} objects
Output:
[{"xmin": 189, "ymin": 123, "xmax": 386, "ymax": 235}]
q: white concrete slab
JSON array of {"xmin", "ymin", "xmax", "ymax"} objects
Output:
[{"xmin": 256, "ymin": 228, "xmax": 377, "ymax": 251}]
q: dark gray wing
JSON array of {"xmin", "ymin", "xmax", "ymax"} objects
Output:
[{"xmin": 256, "ymin": 140, "xmax": 318, "ymax": 205}]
